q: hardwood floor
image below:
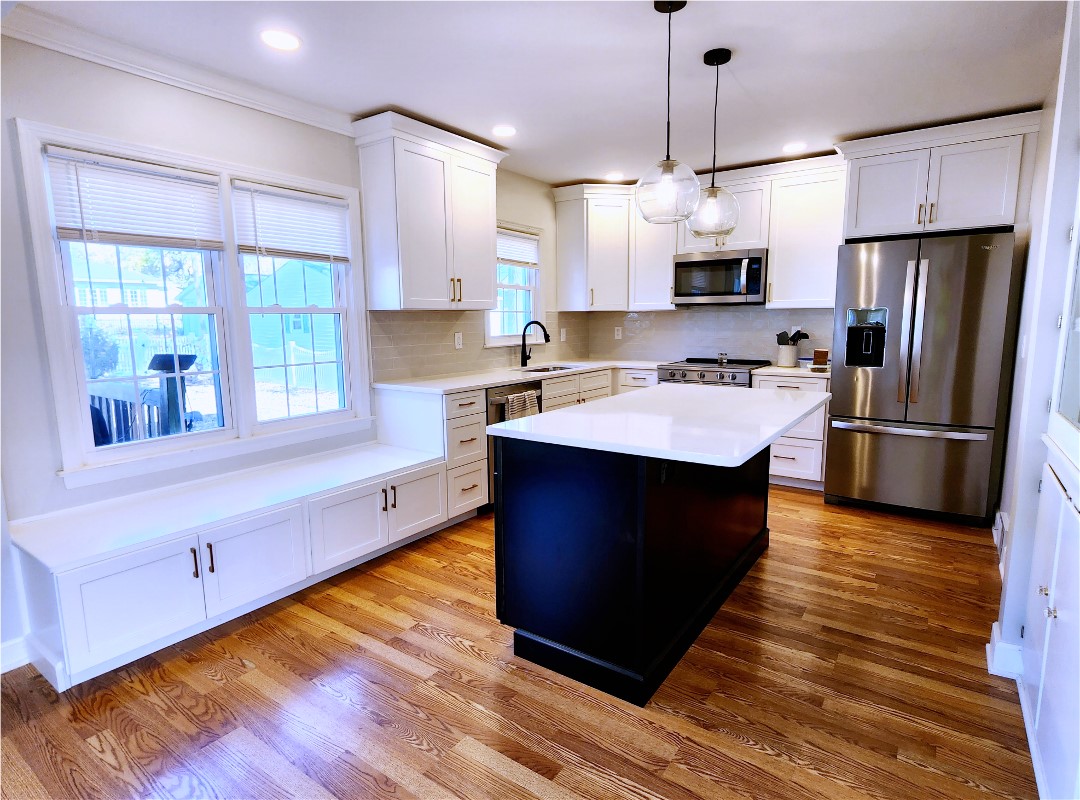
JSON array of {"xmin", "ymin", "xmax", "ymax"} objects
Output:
[{"xmin": 1, "ymin": 487, "xmax": 1036, "ymax": 799}]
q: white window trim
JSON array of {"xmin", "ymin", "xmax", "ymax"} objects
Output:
[
  {"xmin": 485, "ymin": 224, "xmax": 545, "ymax": 349},
  {"xmin": 15, "ymin": 118, "xmax": 372, "ymax": 488}
]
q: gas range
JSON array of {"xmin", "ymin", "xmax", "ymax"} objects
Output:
[{"xmin": 657, "ymin": 357, "xmax": 771, "ymax": 387}]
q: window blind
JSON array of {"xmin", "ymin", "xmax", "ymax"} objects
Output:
[
  {"xmin": 497, "ymin": 230, "xmax": 540, "ymax": 265},
  {"xmin": 46, "ymin": 147, "xmax": 224, "ymax": 249},
  {"xmin": 233, "ymin": 182, "xmax": 350, "ymax": 261}
]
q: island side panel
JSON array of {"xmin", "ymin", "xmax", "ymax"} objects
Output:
[{"xmin": 495, "ymin": 437, "xmax": 644, "ymax": 669}]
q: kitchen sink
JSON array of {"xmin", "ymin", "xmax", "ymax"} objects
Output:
[{"xmin": 519, "ymin": 365, "xmax": 576, "ymax": 372}]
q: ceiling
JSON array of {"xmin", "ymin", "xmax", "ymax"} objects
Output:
[{"xmin": 6, "ymin": 1, "xmax": 1067, "ymax": 185}]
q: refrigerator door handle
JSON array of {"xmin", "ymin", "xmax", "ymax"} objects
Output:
[
  {"xmin": 831, "ymin": 420, "xmax": 989, "ymax": 441},
  {"xmin": 897, "ymin": 259, "xmax": 918, "ymax": 403},
  {"xmin": 909, "ymin": 258, "xmax": 930, "ymax": 403}
]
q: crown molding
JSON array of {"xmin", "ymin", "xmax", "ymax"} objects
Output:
[
  {"xmin": 834, "ymin": 111, "xmax": 1042, "ymax": 160},
  {"xmin": 2, "ymin": 6, "xmax": 355, "ymax": 137}
]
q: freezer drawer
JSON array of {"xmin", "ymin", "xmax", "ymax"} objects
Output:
[{"xmin": 824, "ymin": 419, "xmax": 996, "ymax": 519}]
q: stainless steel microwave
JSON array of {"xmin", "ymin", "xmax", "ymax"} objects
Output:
[{"xmin": 672, "ymin": 248, "xmax": 767, "ymax": 305}]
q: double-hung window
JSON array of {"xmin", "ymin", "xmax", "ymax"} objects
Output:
[
  {"xmin": 46, "ymin": 146, "xmax": 228, "ymax": 449},
  {"xmin": 486, "ymin": 229, "xmax": 543, "ymax": 347}
]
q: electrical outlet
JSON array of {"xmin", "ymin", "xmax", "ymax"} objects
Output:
[
  {"xmin": 614, "ymin": 327, "xmax": 622, "ymax": 340},
  {"xmin": 454, "ymin": 331, "xmax": 463, "ymax": 350},
  {"xmin": 560, "ymin": 328, "xmax": 566, "ymax": 342}
]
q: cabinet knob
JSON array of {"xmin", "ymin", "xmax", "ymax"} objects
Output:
[{"xmin": 1038, "ymin": 585, "xmax": 1050, "ymax": 596}]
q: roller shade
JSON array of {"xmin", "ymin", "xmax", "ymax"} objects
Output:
[
  {"xmin": 46, "ymin": 146, "xmax": 224, "ymax": 249},
  {"xmin": 233, "ymin": 182, "xmax": 350, "ymax": 262},
  {"xmin": 497, "ymin": 230, "xmax": 540, "ymax": 265}
]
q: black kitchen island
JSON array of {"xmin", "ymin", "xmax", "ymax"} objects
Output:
[{"xmin": 488, "ymin": 383, "xmax": 829, "ymax": 705}]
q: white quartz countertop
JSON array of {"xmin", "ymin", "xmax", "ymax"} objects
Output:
[
  {"xmin": 487, "ymin": 383, "xmax": 830, "ymax": 468},
  {"xmin": 372, "ymin": 360, "xmax": 662, "ymax": 395}
]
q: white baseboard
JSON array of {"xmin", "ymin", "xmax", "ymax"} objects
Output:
[
  {"xmin": 1, "ymin": 636, "xmax": 30, "ymax": 673},
  {"xmin": 1016, "ymin": 675, "xmax": 1050, "ymax": 799},
  {"xmin": 986, "ymin": 621, "xmax": 1023, "ymax": 678}
]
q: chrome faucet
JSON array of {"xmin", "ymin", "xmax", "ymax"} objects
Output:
[
  {"xmin": 520, "ymin": 320, "xmax": 551, "ymax": 367},
  {"xmin": 718, "ymin": 352, "xmax": 729, "ymax": 365}
]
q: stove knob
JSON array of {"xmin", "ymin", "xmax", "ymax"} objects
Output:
[
  {"xmin": 698, "ymin": 371, "xmax": 706, "ymax": 380},
  {"xmin": 667, "ymin": 370, "xmax": 676, "ymax": 379},
  {"xmin": 680, "ymin": 371, "xmax": 687, "ymax": 379}
]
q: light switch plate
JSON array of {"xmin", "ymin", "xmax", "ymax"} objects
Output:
[
  {"xmin": 615, "ymin": 327, "xmax": 622, "ymax": 340},
  {"xmin": 454, "ymin": 332, "xmax": 463, "ymax": 349}
]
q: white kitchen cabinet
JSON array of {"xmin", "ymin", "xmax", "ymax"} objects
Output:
[
  {"xmin": 200, "ymin": 505, "xmax": 307, "ymax": 618},
  {"xmin": 844, "ymin": 150, "xmax": 931, "ymax": 238},
  {"xmin": 753, "ymin": 373, "xmax": 830, "ymax": 482},
  {"xmin": 447, "ymin": 461, "xmax": 489, "ymax": 518},
  {"xmin": 388, "ymin": 463, "xmax": 448, "ymax": 542},
  {"xmin": 1021, "ymin": 459, "xmax": 1080, "ymax": 800},
  {"xmin": 629, "ymin": 209, "xmax": 677, "ymax": 311},
  {"xmin": 57, "ymin": 534, "xmax": 207, "ymax": 674},
  {"xmin": 309, "ymin": 480, "xmax": 389, "ymax": 574},
  {"xmin": 555, "ymin": 185, "xmax": 630, "ymax": 311},
  {"xmin": 354, "ymin": 112, "xmax": 505, "ymax": 310},
  {"xmin": 617, "ymin": 368, "xmax": 658, "ymax": 393},
  {"xmin": 542, "ymin": 370, "xmax": 612, "ymax": 409},
  {"xmin": 766, "ymin": 169, "xmax": 845, "ymax": 309},
  {"xmin": 676, "ymin": 179, "xmax": 771, "ymax": 253},
  {"xmin": 445, "ymin": 412, "xmax": 487, "ymax": 470}
]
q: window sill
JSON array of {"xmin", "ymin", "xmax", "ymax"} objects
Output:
[
  {"xmin": 484, "ymin": 339, "xmax": 546, "ymax": 350},
  {"xmin": 57, "ymin": 414, "xmax": 375, "ymax": 489}
]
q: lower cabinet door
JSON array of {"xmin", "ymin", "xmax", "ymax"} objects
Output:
[
  {"xmin": 580, "ymin": 386, "xmax": 612, "ymax": 403},
  {"xmin": 57, "ymin": 534, "xmax": 207, "ymax": 674},
  {"xmin": 544, "ymin": 395, "xmax": 578, "ymax": 412},
  {"xmin": 388, "ymin": 464, "xmax": 448, "ymax": 543},
  {"xmin": 768, "ymin": 437, "xmax": 824, "ymax": 481},
  {"xmin": 447, "ymin": 460, "xmax": 489, "ymax": 516},
  {"xmin": 309, "ymin": 480, "xmax": 389, "ymax": 574},
  {"xmin": 200, "ymin": 505, "xmax": 307, "ymax": 618}
]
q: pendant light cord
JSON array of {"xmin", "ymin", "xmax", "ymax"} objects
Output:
[
  {"xmin": 665, "ymin": 9, "xmax": 672, "ymax": 161},
  {"xmin": 710, "ymin": 63, "xmax": 718, "ymax": 188}
]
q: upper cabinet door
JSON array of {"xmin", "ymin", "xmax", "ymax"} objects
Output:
[
  {"xmin": 677, "ymin": 179, "xmax": 772, "ymax": 253},
  {"xmin": 845, "ymin": 150, "xmax": 931, "ymax": 238},
  {"xmin": 629, "ymin": 210, "xmax": 677, "ymax": 311},
  {"xmin": 766, "ymin": 170, "xmax": 845, "ymax": 309},
  {"xmin": 586, "ymin": 197, "xmax": 630, "ymax": 311},
  {"xmin": 394, "ymin": 139, "xmax": 453, "ymax": 309},
  {"xmin": 450, "ymin": 155, "xmax": 497, "ymax": 309},
  {"xmin": 924, "ymin": 136, "xmax": 1022, "ymax": 232}
]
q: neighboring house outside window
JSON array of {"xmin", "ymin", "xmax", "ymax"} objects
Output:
[{"xmin": 486, "ymin": 229, "xmax": 543, "ymax": 347}]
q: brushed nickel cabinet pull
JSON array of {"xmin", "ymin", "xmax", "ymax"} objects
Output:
[
  {"xmin": 767, "ymin": 283, "xmax": 773, "ymax": 303},
  {"xmin": 928, "ymin": 202, "xmax": 936, "ymax": 223},
  {"xmin": 776, "ymin": 385, "xmax": 801, "ymax": 390},
  {"xmin": 390, "ymin": 485, "xmax": 397, "ymax": 509},
  {"xmin": 461, "ymin": 483, "xmax": 479, "ymax": 493},
  {"xmin": 191, "ymin": 547, "xmax": 199, "ymax": 579},
  {"xmin": 590, "ymin": 288, "xmax": 594, "ymax": 306},
  {"xmin": 773, "ymin": 455, "xmax": 798, "ymax": 461},
  {"xmin": 381, "ymin": 487, "xmax": 388, "ymax": 512},
  {"xmin": 450, "ymin": 277, "xmax": 456, "ymax": 302},
  {"xmin": 631, "ymin": 376, "xmax": 647, "ymax": 381},
  {"xmin": 206, "ymin": 542, "xmax": 216, "ymax": 574},
  {"xmin": 459, "ymin": 437, "xmax": 478, "ymax": 444},
  {"xmin": 917, "ymin": 203, "xmax": 924, "ymax": 224}
]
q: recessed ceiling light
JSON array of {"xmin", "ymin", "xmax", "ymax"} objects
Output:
[
  {"xmin": 260, "ymin": 30, "xmax": 301, "ymax": 51},
  {"xmin": 492, "ymin": 125, "xmax": 517, "ymax": 138},
  {"xmin": 604, "ymin": 172, "xmax": 625, "ymax": 182},
  {"xmin": 782, "ymin": 141, "xmax": 808, "ymax": 155}
]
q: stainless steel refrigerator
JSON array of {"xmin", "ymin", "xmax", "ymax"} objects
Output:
[{"xmin": 824, "ymin": 232, "xmax": 1023, "ymax": 523}]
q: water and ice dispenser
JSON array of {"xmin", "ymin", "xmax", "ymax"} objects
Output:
[{"xmin": 844, "ymin": 308, "xmax": 887, "ymax": 368}]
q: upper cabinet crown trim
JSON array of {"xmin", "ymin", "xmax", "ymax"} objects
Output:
[
  {"xmin": 552, "ymin": 184, "xmax": 634, "ymax": 202},
  {"xmin": 352, "ymin": 111, "xmax": 507, "ymax": 164},
  {"xmin": 834, "ymin": 111, "xmax": 1042, "ymax": 160}
]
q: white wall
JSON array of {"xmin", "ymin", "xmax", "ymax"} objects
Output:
[
  {"xmin": 994, "ymin": 3, "xmax": 1079, "ymax": 653},
  {"xmin": 496, "ymin": 169, "xmax": 559, "ymax": 315},
  {"xmin": 0, "ymin": 38, "xmax": 373, "ymax": 659}
]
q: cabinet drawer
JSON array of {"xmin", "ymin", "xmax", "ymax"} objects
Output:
[
  {"xmin": 447, "ymin": 461, "xmax": 489, "ymax": 517},
  {"xmin": 619, "ymin": 369, "xmax": 657, "ymax": 388},
  {"xmin": 445, "ymin": 390, "xmax": 485, "ymax": 419},
  {"xmin": 543, "ymin": 374, "xmax": 580, "ymax": 399},
  {"xmin": 309, "ymin": 480, "xmax": 389, "ymax": 573},
  {"xmin": 754, "ymin": 375, "xmax": 828, "ymax": 392},
  {"xmin": 58, "ymin": 535, "xmax": 207, "ymax": 674},
  {"xmin": 578, "ymin": 370, "xmax": 612, "ymax": 392},
  {"xmin": 580, "ymin": 386, "xmax": 612, "ymax": 403},
  {"xmin": 768, "ymin": 438, "xmax": 824, "ymax": 481},
  {"xmin": 445, "ymin": 412, "xmax": 487, "ymax": 469},
  {"xmin": 544, "ymin": 395, "xmax": 579, "ymax": 412}
]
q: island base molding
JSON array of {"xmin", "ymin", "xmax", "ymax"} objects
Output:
[{"xmin": 495, "ymin": 438, "xmax": 771, "ymax": 706}]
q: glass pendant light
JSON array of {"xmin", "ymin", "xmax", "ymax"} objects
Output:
[
  {"xmin": 687, "ymin": 48, "xmax": 740, "ymax": 239},
  {"xmin": 635, "ymin": 1, "xmax": 700, "ymax": 224}
]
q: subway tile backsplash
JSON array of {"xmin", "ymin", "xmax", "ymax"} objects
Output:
[{"xmin": 368, "ymin": 307, "xmax": 834, "ymax": 381}]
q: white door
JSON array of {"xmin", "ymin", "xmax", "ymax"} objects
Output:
[
  {"xmin": 394, "ymin": 139, "xmax": 452, "ymax": 309},
  {"xmin": 924, "ymin": 136, "xmax": 1022, "ymax": 231},
  {"xmin": 1036, "ymin": 498, "xmax": 1079, "ymax": 800},
  {"xmin": 200, "ymin": 505, "xmax": 307, "ymax": 618},
  {"xmin": 388, "ymin": 463, "xmax": 448, "ymax": 543},
  {"xmin": 308, "ymin": 480, "xmax": 390, "ymax": 574},
  {"xmin": 1022, "ymin": 462, "xmax": 1066, "ymax": 719},
  {"xmin": 450, "ymin": 155, "xmax": 497, "ymax": 309},
  {"xmin": 767, "ymin": 170, "xmax": 845, "ymax": 308},
  {"xmin": 629, "ymin": 210, "xmax": 677, "ymax": 310},
  {"xmin": 57, "ymin": 534, "xmax": 206, "ymax": 673},
  {"xmin": 676, "ymin": 179, "xmax": 771, "ymax": 253},
  {"xmin": 845, "ymin": 150, "xmax": 930, "ymax": 238},
  {"xmin": 585, "ymin": 197, "xmax": 629, "ymax": 310}
]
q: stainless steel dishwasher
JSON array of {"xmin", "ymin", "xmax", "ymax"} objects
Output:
[{"xmin": 486, "ymin": 381, "xmax": 543, "ymax": 498}]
